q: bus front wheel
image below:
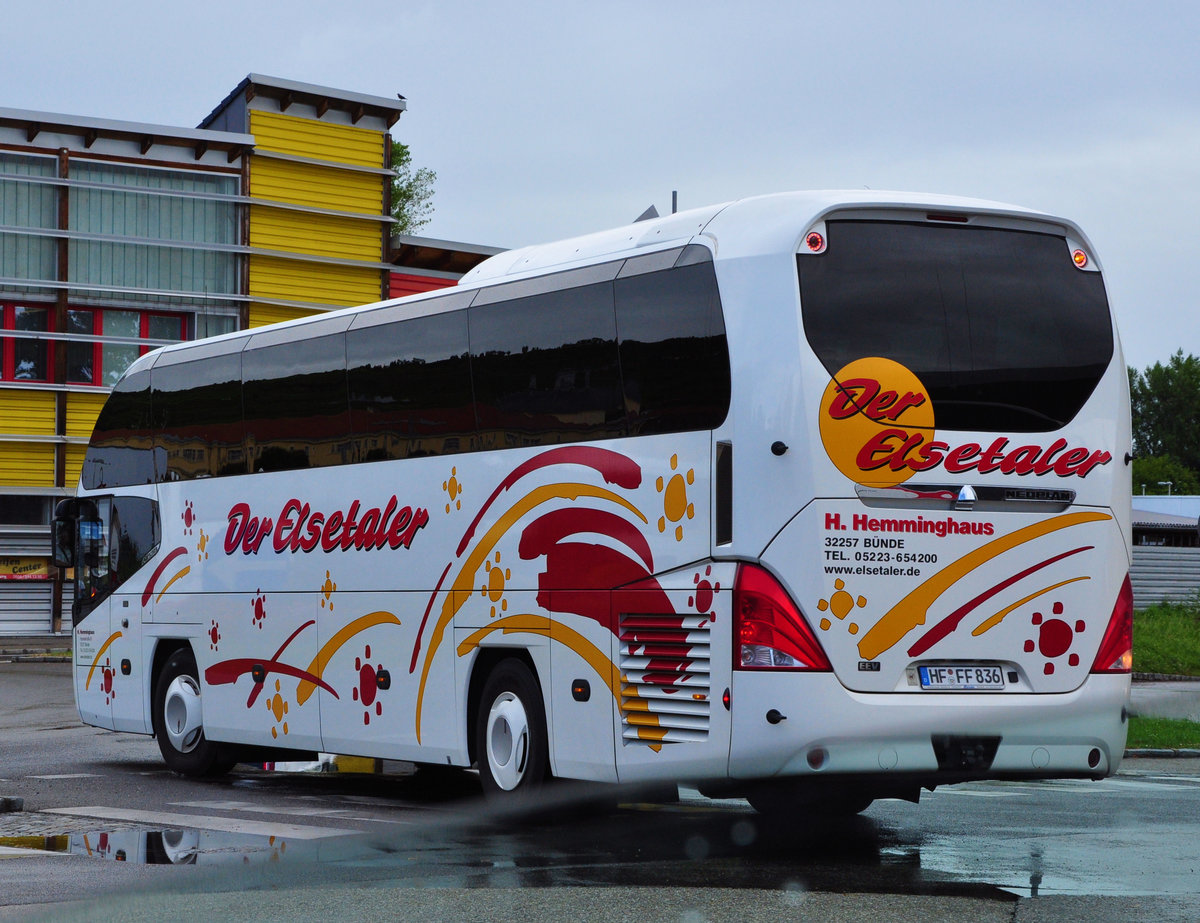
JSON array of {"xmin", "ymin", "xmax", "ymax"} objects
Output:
[
  {"xmin": 152, "ymin": 647, "xmax": 235, "ymax": 778},
  {"xmin": 475, "ymin": 659, "xmax": 549, "ymax": 802}
]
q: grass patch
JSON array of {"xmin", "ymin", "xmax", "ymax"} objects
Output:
[
  {"xmin": 1127, "ymin": 715, "xmax": 1200, "ymax": 750},
  {"xmin": 1134, "ymin": 601, "xmax": 1200, "ymax": 676}
]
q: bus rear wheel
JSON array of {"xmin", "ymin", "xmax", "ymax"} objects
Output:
[
  {"xmin": 475, "ymin": 659, "xmax": 549, "ymax": 803},
  {"xmin": 153, "ymin": 647, "xmax": 235, "ymax": 778}
]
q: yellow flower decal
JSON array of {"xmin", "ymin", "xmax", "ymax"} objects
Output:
[
  {"xmin": 817, "ymin": 579, "xmax": 868, "ymax": 636},
  {"xmin": 267, "ymin": 678, "xmax": 289, "ymax": 738},
  {"xmin": 481, "ymin": 551, "xmax": 510, "ymax": 618},
  {"xmin": 443, "ymin": 466, "xmax": 464, "ymax": 514},
  {"xmin": 656, "ymin": 454, "xmax": 695, "ymax": 541}
]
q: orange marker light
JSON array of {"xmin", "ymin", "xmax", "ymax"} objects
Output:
[{"xmin": 1072, "ymin": 248, "xmax": 1089, "ymax": 268}]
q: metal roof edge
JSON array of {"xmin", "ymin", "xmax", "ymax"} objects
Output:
[
  {"xmin": 199, "ymin": 74, "xmax": 407, "ymax": 129},
  {"xmin": 0, "ymin": 106, "xmax": 254, "ymax": 147}
]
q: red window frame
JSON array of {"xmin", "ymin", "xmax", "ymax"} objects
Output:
[
  {"xmin": 1, "ymin": 303, "xmax": 55, "ymax": 383},
  {"xmin": 0, "ymin": 306, "xmax": 188, "ymax": 386}
]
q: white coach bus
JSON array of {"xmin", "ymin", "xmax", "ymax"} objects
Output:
[{"xmin": 54, "ymin": 191, "xmax": 1132, "ymax": 815}]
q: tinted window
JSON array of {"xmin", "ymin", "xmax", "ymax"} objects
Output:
[
  {"xmin": 798, "ymin": 221, "xmax": 1114, "ymax": 432},
  {"xmin": 614, "ymin": 259, "xmax": 731, "ymax": 435},
  {"xmin": 243, "ymin": 334, "xmax": 350, "ymax": 472},
  {"xmin": 152, "ymin": 353, "xmax": 246, "ymax": 480},
  {"xmin": 347, "ymin": 311, "xmax": 474, "ymax": 460},
  {"xmin": 82, "ymin": 369, "xmax": 156, "ymax": 489},
  {"xmin": 469, "ymin": 282, "xmax": 624, "ymax": 449},
  {"xmin": 74, "ymin": 495, "xmax": 160, "ymax": 622}
]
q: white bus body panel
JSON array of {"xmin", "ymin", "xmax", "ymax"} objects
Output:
[{"xmin": 70, "ymin": 189, "xmax": 1131, "ymax": 792}]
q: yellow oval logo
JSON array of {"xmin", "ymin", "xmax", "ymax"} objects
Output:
[{"xmin": 818, "ymin": 357, "xmax": 935, "ymax": 488}]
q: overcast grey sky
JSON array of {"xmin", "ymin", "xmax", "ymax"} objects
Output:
[{"xmin": 4, "ymin": 0, "xmax": 1197, "ymax": 371}]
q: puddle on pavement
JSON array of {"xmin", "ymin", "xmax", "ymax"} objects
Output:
[{"xmin": 0, "ymin": 829, "xmax": 305, "ymax": 865}]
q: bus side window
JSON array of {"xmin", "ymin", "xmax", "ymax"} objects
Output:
[
  {"xmin": 243, "ymin": 334, "xmax": 350, "ymax": 473},
  {"xmin": 152, "ymin": 352, "xmax": 245, "ymax": 481},
  {"xmin": 469, "ymin": 282, "xmax": 624, "ymax": 450},
  {"xmin": 81, "ymin": 369, "xmax": 155, "ymax": 489},
  {"xmin": 614, "ymin": 259, "xmax": 731, "ymax": 436},
  {"xmin": 346, "ymin": 310, "xmax": 474, "ymax": 461}
]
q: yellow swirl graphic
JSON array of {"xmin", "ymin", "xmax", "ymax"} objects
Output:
[
  {"xmin": 971, "ymin": 576, "xmax": 1090, "ymax": 636},
  {"xmin": 415, "ymin": 481, "xmax": 646, "ymax": 741},
  {"xmin": 296, "ymin": 610, "xmax": 401, "ymax": 705},
  {"xmin": 857, "ymin": 511, "xmax": 1110, "ymax": 660},
  {"xmin": 456, "ymin": 614, "xmax": 620, "ymax": 702},
  {"xmin": 156, "ymin": 565, "xmax": 191, "ymax": 602},
  {"xmin": 84, "ymin": 631, "xmax": 123, "ymax": 689}
]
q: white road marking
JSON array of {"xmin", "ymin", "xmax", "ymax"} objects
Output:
[
  {"xmin": 925, "ymin": 789, "xmax": 1024, "ymax": 797},
  {"xmin": 28, "ymin": 774, "xmax": 99, "ymax": 780},
  {"xmin": 170, "ymin": 800, "xmax": 361, "ymax": 817},
  {"xmin": 43, "ymin": 806, "xmax": 356, "ymax": 840},
  {"xmin": 0, "ymin": 846, "xmax": 72, "ymax": 859},
  {"xmin": 166, "ymin": 799, "xmax": 413, "ymax": 823}
]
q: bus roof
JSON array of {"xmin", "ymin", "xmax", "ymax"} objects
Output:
[
  {"xmin": 461, "ymin": 189, "xmax": 1063, "ymax": 286},
  {"xmin": 133, "ymin": 189, "xmax": 1074, "ymax": 377}
]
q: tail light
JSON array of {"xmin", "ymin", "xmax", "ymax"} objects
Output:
[
  {"xmin": 1090, "ymin": 573, "xmax": 1133, "ymax": 673},
  {"xmin": 733, "ymin": 563, "xmax": 831, "ymax": 671}
]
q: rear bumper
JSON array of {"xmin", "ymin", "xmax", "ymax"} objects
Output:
[{"xmin": 727, "ymin": 671, "xmax": 1130, "ymax": 783}]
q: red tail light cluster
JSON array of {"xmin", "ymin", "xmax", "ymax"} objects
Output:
[
  {"xmin": 733, "ymin": 563, "xmax": 831, "ymax": 671},
  {"xmin": 1090, "ymin": 573, "xmax": 1133, "ymax": 673}
]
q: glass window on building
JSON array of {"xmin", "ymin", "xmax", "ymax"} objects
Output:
[
  {"xmin": 1, "ymin": 304, "xmax": 52, "ymax": 381},
  {"xmin": 101, "ymin": 310, "xmax": 141, "ymax": 388},
  {"xmin": 194, "ymin": 313, "xmax": 238, "ymax": 340},
  {"xmin": 64, "ymin": 307, "xmax": 186, "ymax": 386},
  {"xmin": 66, "ymin": 309, "xmax": 96, "ymax": 384}
]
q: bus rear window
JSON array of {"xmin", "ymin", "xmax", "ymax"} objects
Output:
[{"xmin": 797, "ymin": 221, "xmax": 1113, "ymax": 432}]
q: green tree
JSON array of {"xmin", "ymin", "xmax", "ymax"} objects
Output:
[
  {"xmin": 389, "ymin": 140, "xmax": 436, "ymax": 235},
  {"xmin": 1129, "ymin": 350, "xmax": 1200, "ymax": 472},
  {"xmin": 1132, "ymin": 455, "xmax": 1200, "ymax": 496}
]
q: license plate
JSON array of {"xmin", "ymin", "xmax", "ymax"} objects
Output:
[{"xmin": 918, "ymin": 664, "xmax": 1004, "ymax": 690}]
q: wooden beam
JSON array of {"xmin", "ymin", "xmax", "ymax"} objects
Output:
[
  {"xmin": 280, "ymin": 91, "xmax": 294, "ymax": 112},
  {"xmin": 26, "ymin": 122, "xmax": 40, "ymax": 142},
  {"xmin": 83, "ymin": 128, "xmax": 98, "ymax": 148},
  {"xmin": 140, "ymin": 135, "xmax": 154, "ymax": 155},
  {"xmin": 194, "ymin": 140, "xmax": 209, "ymax": 160},
  {"xmin": 351, "ymin": 103, "xmax": 365, "ymax": 124},
  {"xmin": 316, "ymin": 98, "xmax": 330, "ymax": 118}
]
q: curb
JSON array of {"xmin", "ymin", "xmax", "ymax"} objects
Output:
[
  {"xmin": 1125, "ymin": 748, "xmax": 1200, "ymax": 758},
  {"xmin": 1133, "ymin": 673, "xmax": 1200, "ymax": 682},
  {"xmin": 0, "ymin": 652, "xmax": 71, "ymax": 664}
]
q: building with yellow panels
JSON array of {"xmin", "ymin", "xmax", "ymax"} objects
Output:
[
  {"xmin": 200, "ymin": 76, "xmax": 404, "ymax": 329},
  {"xmin": 0, "ymin": 76, "xmax": 407, "ymax": 633}
]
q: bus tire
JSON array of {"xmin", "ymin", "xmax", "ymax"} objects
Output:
[
  {"xmin": 152, "ymin": 647, "xmax": 235, "ymax": 778},
  {"xmin": 475, "ymin": 659, "xmax": 549, "ymax": 802}
]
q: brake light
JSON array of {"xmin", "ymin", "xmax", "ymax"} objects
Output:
[
  {"xmin": 1090, "ymin": 574, "xmax": 1133, "ymax": 673},
  {"xmin": 733, "ymin": 563, "xmax": 831, "ymax": 671}
]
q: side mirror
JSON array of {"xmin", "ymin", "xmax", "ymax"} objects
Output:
[{"xmin": 51, "ymin": 518, "xmax": 75, "ymax": 569}]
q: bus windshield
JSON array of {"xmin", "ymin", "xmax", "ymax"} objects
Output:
[{"xmin": 797, "ymin": 220, "xmax": 1114, "ymax": 432}]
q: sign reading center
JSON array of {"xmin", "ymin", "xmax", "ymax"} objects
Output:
[{"xmin": 818, "ymin": 357, "xmax": 1111, "ymax": 488}]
